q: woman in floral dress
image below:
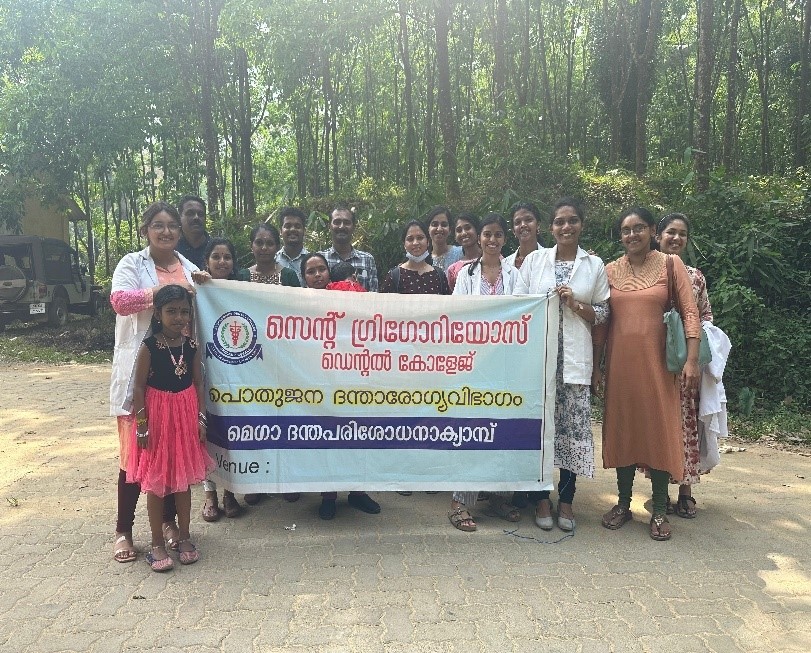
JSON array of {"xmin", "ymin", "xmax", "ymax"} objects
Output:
[{"xmin": 656, "ymin": 212, "xmax": 714, "ymax": 519}]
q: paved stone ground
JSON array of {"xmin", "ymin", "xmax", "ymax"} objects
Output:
[{"xmin": 0, "ymin": 363, "xmax": 809, "ymax": 653}]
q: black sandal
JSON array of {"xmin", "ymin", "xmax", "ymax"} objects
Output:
[{"xmin": 675, "ymin": 495, "xmax": 697, "ymax": 519}]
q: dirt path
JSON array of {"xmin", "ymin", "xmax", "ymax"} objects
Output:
[{"xmin": 1, "ymin": 362, "xmax": 809, "ymax": 653}]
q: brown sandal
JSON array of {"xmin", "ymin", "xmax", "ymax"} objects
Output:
[
  {"xmin": 649, "ymin": 514, "xmax": 672, "ymax": 541},
  {"xmin": 448, "ymin": 507, "xmax": 477, "ymax": 532},
  {"xmin": 201, "ymin": 496, "xmax": 222, "ymax": 522},
  {"xmin": 601, "ymin": 505, "xmax": 633, "ymax": 530},
  {"xmin": 488, "ymin": 499, "xmax": 521, "ymax": 523}
]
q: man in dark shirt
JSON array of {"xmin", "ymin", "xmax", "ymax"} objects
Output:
[{"xmin": 176, "ymin": 195, "xmax": 212, "ymax": 269}]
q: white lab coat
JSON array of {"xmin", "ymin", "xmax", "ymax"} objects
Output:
[{"xmin": 698, "ymin": 322, "xmax": 732, "ymax": 472}]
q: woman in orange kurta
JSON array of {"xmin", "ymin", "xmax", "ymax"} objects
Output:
[{"xmin": 593, "ymin": 207, "xmax": 700, "ymax": 541}]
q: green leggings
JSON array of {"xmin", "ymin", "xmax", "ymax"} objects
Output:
[{"xmin": 616, "ymin": 465, "xmax": 670, "ymax": 515}]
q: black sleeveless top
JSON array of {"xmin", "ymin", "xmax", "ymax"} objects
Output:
[{"xmin": 144, "ymin": 335, "xmax": 197, "ymax": 392}]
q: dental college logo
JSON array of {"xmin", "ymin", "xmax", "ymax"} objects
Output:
[{"xmin": 206, "ymin": 311, "xmax": 263, "ymax": 365}]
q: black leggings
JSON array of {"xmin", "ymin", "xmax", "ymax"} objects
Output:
[{"xmin": 116, "ymin": 469, "xmax": 177, "ymax": 533}]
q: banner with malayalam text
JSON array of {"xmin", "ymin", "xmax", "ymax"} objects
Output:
[{"xmin": 196, "ymin": 280, "xmax": 557, "ymax": 493}]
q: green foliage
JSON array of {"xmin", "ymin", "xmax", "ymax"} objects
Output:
[
  {"xmin": 728, "ymin": 404, "xmax": 811, "ymax": 445},
  {"xmin": 725, "ymin": 305, "xmax": 811, "ymax": 410},
  {"xmin": 738, "ymin": 387, "xmax": 756, "ymax": 418},
  {"xmin": 0, "ymin": 183, "xmax": 24, "ymax": 232}
]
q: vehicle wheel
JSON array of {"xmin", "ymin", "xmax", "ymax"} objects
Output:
[{"xmin": 48, "ymin": 295, "xmax": 68, "ymax": 327}]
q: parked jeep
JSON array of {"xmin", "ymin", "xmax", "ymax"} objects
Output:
[{"xmin": 0, "ymin": 235, "xmax": 102, "ymax": 329}]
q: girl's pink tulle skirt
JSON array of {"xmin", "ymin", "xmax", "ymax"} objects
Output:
[{"xmin": 127, "ymin": 385, "xmax": 214, "ymax": 497}]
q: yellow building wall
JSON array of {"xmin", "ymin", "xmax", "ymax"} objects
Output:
[{"xmin": 20, "ymin": 197, "xmax": 70, "ymax": 240}]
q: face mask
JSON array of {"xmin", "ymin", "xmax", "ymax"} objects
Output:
[{"xmin": 405, "ymin": 250, "xmax": 430, "ymax": 263}]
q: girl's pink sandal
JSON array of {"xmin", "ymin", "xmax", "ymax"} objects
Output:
[
  {"xmin": 146, "ymin": 546, "xmax": 174, "ymax": 572},
  {"xmin": 178, "ymin": 540, "xmax": 199, "ymax": 565}
]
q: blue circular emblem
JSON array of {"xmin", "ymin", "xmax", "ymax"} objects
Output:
[{"xmin": 207, "ymin": 311, "xmax": 263, "ymax": 365}]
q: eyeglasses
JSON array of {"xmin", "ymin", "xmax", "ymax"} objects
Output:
[
  {"xmin": 148, "ymin": 222, "xmax": 181, "ymax": 232},
  {"xmin": 620, "ymin": 224, "xmax": 649, "ymax": 236},
  {"xmin": 182, "ymin": 209, "xmax": 205, "ymax": 218}
]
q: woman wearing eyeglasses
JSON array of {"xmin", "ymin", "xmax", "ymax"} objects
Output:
[
  {"xmin": 594, "ymin": 207, "xmax": 700, "ymax": 541},
  {"xmin": 513, "ymin": 198, "xmax": 609, "ymax": 532},
  {"xmin": 109, "ymin": 201, "xmax": 198, "ymax": 563}
]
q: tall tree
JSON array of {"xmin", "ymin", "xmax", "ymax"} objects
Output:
[
  {"xmin": 723, "ymin": 0, "xmax": 741, "ymax": 172},
  {"xmin": 434, "ymin": 0, "xmax": 460, "ymax": 202},
  {"xmin": 694, "ymin": 0, "xmax": 716, "ymax": 191},
  {"xmin": 398, "ymin": 0, "xmax": 417, "ymax": 187},
  {"xmin": 189, "ymin": 0, "xmax": 224, "ymax": 218},
  {"xmin": 796, "ymin": 0, "xmax": 811, "ymax": 166},
  {"xmin": 634, "ymin": 0, "xmax": 662, "ymax": 175}
]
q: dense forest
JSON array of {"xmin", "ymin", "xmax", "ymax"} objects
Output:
[{"xmin": 0, "ymin": 0, "xmax": 809, "ymax": 412}]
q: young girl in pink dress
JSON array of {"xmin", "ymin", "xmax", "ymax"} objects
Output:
[{"xmin": 127, "ymin": 284, "xmax": 214, "ymax": 571}]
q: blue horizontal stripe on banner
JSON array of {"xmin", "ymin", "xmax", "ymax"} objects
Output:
[{"xmin": 207, "ymin": 414, "xmax": 542, "ymax": 451}]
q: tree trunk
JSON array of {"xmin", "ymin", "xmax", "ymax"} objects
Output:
[
  {"xmin": 723, "ymin": 0, "xmax": 741, "ymax": 172},
  {"xmin": 493, "ymin": 0, "xmax": 507, "ymax": 115},
  {"xmin": 537, "ymin": 8, "xmax": 556, "ymax": 152},
  {"xmin": 322, "ymin": 61, "xmax": 332, "ymax": 195},
  {"xmin": 746, "ymin": 0, "xmax": 772, "ymax": 174},
  {"xmin": 235, "ymin": 48, "xmax": 256, "ymax": 220},
  {"xmin": 192, "ymin": 0, "xmax": 222, "ymax": 220},
  {"xmin": 796, "ymin": 0, "xmax": 811, "ymax": 166},
  {"xmin": 425, "ymin": 9, "xmax": 436, "ymax": 180},
  {"xmin": 398, "ymin": 0, "xmax": 416, "ymax": 187},
  {"xmin": 601, "ymin": 0, "xmax": 634, "ymax": 166},
  {"xmin": 101, "ymin": 171, "xmax": 110, "ymax": 277},
  {"xmin": 435, "ymin": 0, "xmax": 459, "ymax": 203},
  {"xmin": 634, "ymin": 0, "xmax": 662, "ymax": 176},
  {"xmin": 516, "ymin": 0, "xmax": 531, "ymax": 109},
  {"xmin": 694, "ymin": 0, "xmax": 715, "ymax": 191}
]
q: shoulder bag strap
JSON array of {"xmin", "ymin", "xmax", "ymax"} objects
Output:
[{"xmin": 666, "ymin": 255, "xmax": 680, "ymax": 313}]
